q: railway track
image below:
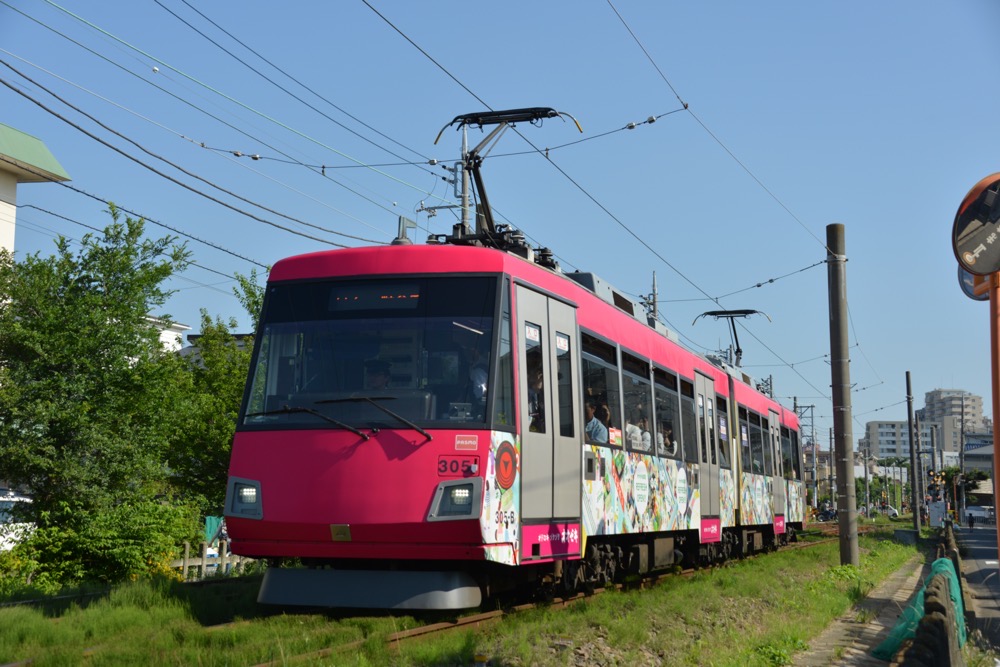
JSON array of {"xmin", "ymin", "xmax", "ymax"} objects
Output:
[
  {"xmin": 5, "ymin": 527, "xmax": 892, "ymax": 665},
  {"xmin": 246, "ymin": 534, "xmax": 846, "ymax": 666}
]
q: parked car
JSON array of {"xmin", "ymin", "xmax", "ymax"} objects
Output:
[{"xmin": 885, "ymin": 505, "xmax": 899, "ymax": 518}]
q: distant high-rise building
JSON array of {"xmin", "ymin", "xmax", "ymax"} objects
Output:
[
  {"xmin": 917, "ymin": 389, "xmax": 983, "ymax": 454},
  {"xmin": 861, "ymin": 389, "xmax": 984, "ymax": 479},
  {"xmin": 920, "ymin": 389, "xmax": 982, "ymax": 425}
]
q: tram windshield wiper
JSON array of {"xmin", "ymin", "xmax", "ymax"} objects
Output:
[
  {"xmin": 245, "ymin": 405, "xmax": 370, "ymax": 440},
  {"xmin": 316, "ymin": 397, "xmax": 433, "ymax": 443}
]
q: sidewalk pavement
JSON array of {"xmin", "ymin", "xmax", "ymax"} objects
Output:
[
  {"xmin": 954, "ymin": 521, "xmax": 1000, "ymax": 651},
  {"xmin": 793, "ymin": 552, "xmax": 929, "ymax": 666},
  {"xmin": 794, "ymin": 522, "xmax": 1000, "ymax": 666}
]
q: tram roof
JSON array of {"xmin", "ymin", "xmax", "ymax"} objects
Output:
[{"xmin": 268, "ymin": 244, "xmax": 795, "ymax": 420}]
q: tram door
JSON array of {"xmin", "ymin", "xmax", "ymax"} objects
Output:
[
  {"xmin": 768, "ymin": 409, "xmax": 785, "ymax": 515},
  {"xmin": 516, "ymin": 285, "xmax": 581, "ymax": 524},
  {"xmin": 695, "ymin": 372, "xmax": 720, "ymax": 522}
]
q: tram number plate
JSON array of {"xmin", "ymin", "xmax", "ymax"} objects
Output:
[{"xmin": 438, "ymin": 455, "xmax": 478, "ymax": 477}]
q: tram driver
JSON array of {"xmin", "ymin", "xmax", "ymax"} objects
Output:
[{"xmin": 365, "ymin": 358, "xmax": 392, "ymax": 390}]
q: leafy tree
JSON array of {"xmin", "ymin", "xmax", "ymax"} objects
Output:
[
  {"xmin": 169, "ymin": 314, "xmax": 249, "ymax": 515},
  {"xmin": 0, "ymin": 207, "xmax": 199, "ymax": 586},
  {"xmin": 166, "ymin": 269, "xmax": 264, "ymax": 516}
]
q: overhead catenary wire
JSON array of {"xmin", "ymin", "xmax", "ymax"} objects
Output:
[
  {"xmin": 0, "ymin": 48, "xmax": 405, "ymax": 241},
  {"xmin": 0, "ymin": 3, "xmax": 417, "ymax": 228},
  {"xmin": 604, "ymin": 0, "xmax": 832, "ymax": 256},
  {"xmin": 154, "ymin": 0, "xmax": 438, "ymax": 177},
  {"xmin": 364, "ymin": 2, "xmax": 833, "ymax": 403},
  {"xmin": 603, "ymin": 1, "xmax": 892, "ymax": 406},
  {"xmin": 40, "ymin": 0, "xmax": 459, "ymax": 211},
  {"xmin": 0, "ymin": 155, "xmax": 267, "ymax": 268},
  {"xmin": 17, "ymin": 204, "xmax": 243, "ymax": 283},
  {"xmin": 0, "ymin": 72, "xmax": 353, "ymax": 249},
  {"xmin": 0, "ymin": 58, "xmax": 383, "ymax": 246}
]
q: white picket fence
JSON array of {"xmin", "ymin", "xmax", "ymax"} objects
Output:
[{"xmin": 171, "ymin": 540, "xmax": 254, "ymax": 580}]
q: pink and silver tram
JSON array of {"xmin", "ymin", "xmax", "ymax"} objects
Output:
[{"xmin": 223, "ymin": 241, "xmax": 805, "ymax": 609}]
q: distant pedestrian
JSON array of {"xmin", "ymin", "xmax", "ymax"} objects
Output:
[{"xmin": 968, "ymin": 513, "xmax": 976, "ymax": 531}]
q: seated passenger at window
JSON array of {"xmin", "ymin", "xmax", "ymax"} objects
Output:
[
  {"xmin": 584, "ymin": 401, "xmax": 609, "ymax": 444},
  {"xmin": 657, "ymin": 421, "xmax": 677, "ymax": 456},
  {"xmin": 639, "ymin": 416, "xmax": 653, "ymax": 450},
  {"xmin": 625, "ymin": 411, "xmax": 648, "ymax": 451}
]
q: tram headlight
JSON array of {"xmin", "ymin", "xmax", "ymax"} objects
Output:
[
  {"xmin": 428, "ymin": 478, "xmax": 482, "ymax": 521},
  {"xmin": 450, "ymin": 486, "xmax": 471, "ymax": 505},
  {"xmin": 237, "ymin": 485, "xmax": 258, "ymax": 504},
  {"xmin": 225, "ymin": 477, "xmax": 263, "ymax": 520}
]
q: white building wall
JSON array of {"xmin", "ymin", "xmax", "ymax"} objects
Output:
[{"xmin": 0, "ymin": 171, "xmax": 16, "ymax": 254}]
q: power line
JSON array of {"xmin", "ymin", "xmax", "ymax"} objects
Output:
[
  {"xmin": 366, "ymin": 2, "xmax": 833, "ymax": 403},
  {"xmin": 0, "ymin": 48, "xmax": 402, "ymax": 241},
  {"xmin": 1, "ymin": 58, "xmax": 383, "ymax": 246},
  {"xmin": 41, "ymin": 0, "xmax": 458, "ymax": 209},
  {"xmin": 0, "ymin": 69, "xmax": 352, "ymax": 248},
  {"xmin": 604, "ymin": 0, "xmax": 831, "ymax": 256},
  {"xmin": 0, "ymin": 3, "xmax": 416, "ymax": 228},
  {"xmin": 157, "ymin": 0, "xmax": 436, "ymax": 173},
  {"xmin": 0, "ymin": 155, "xmax": 267, "ymax": 268},
  {"xmin": 17, "ymin": 204, "xmax": 241, "ymax": 282}
]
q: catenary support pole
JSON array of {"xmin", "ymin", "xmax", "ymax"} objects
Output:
[
  {"xmin": 907, "ymin": 371, "xmax": 919, "ymax": 531},
  {"xmin": 827, "ymin": 223, "xmax": 859, "ymax": 566}
]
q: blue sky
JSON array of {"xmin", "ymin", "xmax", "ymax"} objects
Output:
[{"xmin": 2, "ymin": 1, "xmax": 999, "ymax": 443}]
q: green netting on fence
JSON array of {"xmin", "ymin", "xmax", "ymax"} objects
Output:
[{"xmin": 871, "ymin": 557, "xmax": 966, "ymax": 660}]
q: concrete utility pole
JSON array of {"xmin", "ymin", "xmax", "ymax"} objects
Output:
[
  {"xmin": 827, "ymin": 223, "xmax": 859, "ymax": 566},
  {"xmin": 960, "ymin": 392, "xmax": 967, "ymax": 520},
  {"xmin": 828, "ymin": 427, "xmax": 834, "ymax": 507},
  {"xmin": 915, "ymin": 417, "xmax": 923, "ymax": 512},
  {"xmin": 907, "ymin": 371, "xmax": 919, "ymax": 531},
  {"xmin": 864, "ymin": 439, "xmax": 870, "ymax": 518}
]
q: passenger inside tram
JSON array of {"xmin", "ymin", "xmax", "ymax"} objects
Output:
[{"xmin": 584, "ymin": 400, "xmax": 609, "ymax": 444}]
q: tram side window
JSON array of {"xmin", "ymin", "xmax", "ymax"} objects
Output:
[
  {"xmin": 697, "ymin": 395, "xmax": 708, "ymax": 464},
  {"xmin": 581, "ymin": 333, "xmax": 621, "ymax": 447},
  {"xmin": 781, "ymin": 426, "xmax": 794, "ymax": 480},
  {"xmin": 555, "ymin": 333, "xmax": 574, "ymax": 438},
  {"xmin": 653, "ymin": 368, "xmax": 680, "ymax": 458},
  {"xmin": 525, "ymin": 323, "xmax": 545, "ymax": 433},
  {"xmin": 622, "ymin": 353, "xmax": 653, "ymax": 453},
  {"xmin": 716, "ymin": 396, "xmax": 731, "ymax": 469},
  {"xmin": 748, "ymin": 412, "xmax": 765, "ymax": 474},
  {"xmin": 739, "ymin": 407, "xmax": 752, "ymax": 473},
  {"xmin": 791, "ymin": 430, "xmax": 802, "ymax": 480},
  {"xmin": 707, "ymin": 398, "xmax": 717, "ymax": 465},
  {"xmin": 492, "ymin": 281, "xmax": 515, "ymax": 427},
  {"xmin": 761, "ymin": 417, "xmax": 775, "ymax": 477},
  {"xmin": 680, "ymin": 379, "xmax": 698, "ymax": 463}
]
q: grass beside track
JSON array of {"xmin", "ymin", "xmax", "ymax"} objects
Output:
[{"xmin": 0, "ymin": 528, "xmax": 916, "ymax": 666}]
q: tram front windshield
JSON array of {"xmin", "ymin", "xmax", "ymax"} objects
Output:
[{"xmin": 240, "ymin": 276, "xmax": 500, "ymax": 430}]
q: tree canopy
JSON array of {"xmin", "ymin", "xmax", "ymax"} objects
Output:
[{"xmin": 0, "ymin": 207, "xmax": 261, "ymax": 589}]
